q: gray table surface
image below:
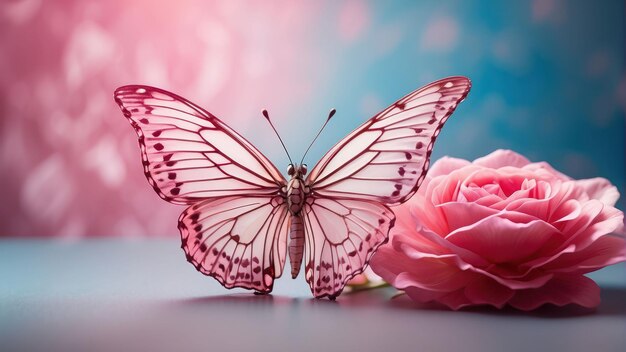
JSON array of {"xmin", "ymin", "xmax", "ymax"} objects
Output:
[{"xmin": 1, "ymin": 238, "xmax": 625, "ymax": 352}]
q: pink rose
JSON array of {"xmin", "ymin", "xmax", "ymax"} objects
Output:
[{"xmin": 370, "ymin": 150, "xmax": 626, "ymax": 310}]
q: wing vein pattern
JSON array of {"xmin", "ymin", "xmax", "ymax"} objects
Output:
[{"xmin": 114, "ymin": 85, "xmax": 286, "ymax": 205}]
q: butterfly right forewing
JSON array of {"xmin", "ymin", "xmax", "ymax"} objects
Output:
[{"xmin": 307, "ymin": 77, "xmax": 471, "ymax": 205}]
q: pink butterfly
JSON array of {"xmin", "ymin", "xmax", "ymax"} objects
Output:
[{"xmin": 114, "ymin": 77, "xmax": 471, "ymax": 299}]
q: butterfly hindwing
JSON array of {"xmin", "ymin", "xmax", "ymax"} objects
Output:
[
  {"xmin": 114, "ymin": 85, "xmax": 286, "ymax": 205},
  {"xmin": 306, "ymin": 77, "xmax": 471, "ymax": 206},
  {"xmin": 179, "ymin": 195, "xmax": 290, "ymax": 293},
  {"xmin": 301, "ymin": 197, "xmax": 395, "ymax": 298}
]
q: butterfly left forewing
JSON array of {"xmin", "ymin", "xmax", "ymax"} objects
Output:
[
  {"xmin": 302, "ymin": 77, "xmax": 471, "ymax": 298},
  {"xmin": 114, "ymin": 85, "xmax": 286, "ymax": 205},
  {"xmin": 179, "ymin": 195, "xmax": 290, "ymax": 293}
]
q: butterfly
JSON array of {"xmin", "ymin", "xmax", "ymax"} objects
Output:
[{"xmin": 114, "ymin": 76, "xmax": 471, "ymax": 299}]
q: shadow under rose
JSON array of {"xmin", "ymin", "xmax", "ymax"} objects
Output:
[{"xmin": 364, "ymin": 287, "xmax": 626, "ymax": 318}]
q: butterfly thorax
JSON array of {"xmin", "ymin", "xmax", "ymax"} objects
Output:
[{"xmin": 285, "ymin": 165, "xmax": 310, "ymax": 215}]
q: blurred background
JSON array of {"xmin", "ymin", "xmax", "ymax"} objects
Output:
[{"xmin": 0, "ymin": 0, "xmax": 623, "ymax": 237}]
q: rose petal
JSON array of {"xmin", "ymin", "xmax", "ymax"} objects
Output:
[
  {"xmin": 565, "ymin": 202, "xmax": 624, "ymax": 250},
  {"xmin": 405, "ymin": 226, "xmax": 556, "ymax": 289},
  {"xmin": 374, "ymin": 246, "xmax": 472, "ymax": 292},
  {"xmin": 575, "ymin": 177, "xmax": 620, "ymax": 206},
  {"xmin": 508, "ymin": 275, "xmax": 600, "ymax": 310},
  {"xmin": 408, "ymin": 198, "xmax": 450, "ymax": 236},
  {"xmin": 370, "ymin": 243, "xmax": 416, "ymax": 281},
  {"xmin": 550, "ymin": 199, "xmax": 583, "ymax": 223},
  {"xmin": 523, "ymin": 161, "xmax": 571, "ymax": 181},
  {"xmin": 427, "ymin": 156, "xmax": 472, "ymax": 178},
  {"xmin": 464, "ymin": 277, "xmax": 514, "ymax": 308},
  {"xmin": 414, "ymin": 224, "xmax": 491, "ymax": 267},
  {"xmin": 519, "ymin": 201, "xmax": 614, "ymax": 268},
  {"xmin": 437, "ymin": 202, "xmax": 500, "ymax": 232},
  {"xmin": 542, "ymin": 234, "xmax": 626, "ymax": 273},
  {"xmin": 430, "ymin": 174, "xmax": 462, "ymax": 204},
  {"xmin": 393, "ymin": 229, "xmax": 451, "ymax": 256},
  {"xmin": 390, "ymin": 200, "xmax": 418, "ymax": 236},
  {"xmin": 476, "ymin": 194, "xmax": 509, "ymax": 209},
  {"xmin": 467, "ymin": 266, "xmax": 554, "ymax": 290},
  {"xmin": 446, "ymin": 216, "xmax": 562, "ymax": 264},
  {"xmin": 554, "ymin": 200, "xmax": 604, "ymax": 243},
  {"xmin": 433, "ymin": 289, "xmax": 475, "ymax": 310},
  {"xmin": 473, "ymin": 149, "xmax": 530, "ymax": 168},
  {"xmin": 504, "ymin": 181, "xmax": 558, "ymax": 221},
  {"xmin": 392, "ymin": 264, "xmax": 468, "ymax": 291}
]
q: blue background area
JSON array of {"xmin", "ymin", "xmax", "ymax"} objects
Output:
[{"xmin": 286, "ymin": 0, "xmax": 624, "ymax": 208}]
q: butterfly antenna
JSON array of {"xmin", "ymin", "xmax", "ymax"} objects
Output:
[
  {"xmin": 300, "ymin": 108, "xmax": 336, "ymax": 165},
  {"xmin": 262, "ymin": 109, "xmax": 294, "ymax": 165}
]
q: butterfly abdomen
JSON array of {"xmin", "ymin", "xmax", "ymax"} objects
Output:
[
  {"xmin": 286, "ymin": 176, "xmax": 307, "ymax": 278},
  {"xmin": 289, "ymin": 215, "xmax": 305, "ymax": 278}
]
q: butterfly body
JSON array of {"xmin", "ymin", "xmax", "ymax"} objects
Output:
[
  {"xmin": 114, "ymin": 76, "xmax": 471, "ymax": 299},
  {"xmin": 285, "ymin": 164, "xmax": 309, "ymax": 278}
]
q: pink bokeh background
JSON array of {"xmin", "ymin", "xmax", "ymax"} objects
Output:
[
  {"xmin": 1, "ymin": 0, "xmax": 623, "ymax": 237},
  {"xmin": 1, "ymin": 1, "xmax": 342, "ymax": 237}
]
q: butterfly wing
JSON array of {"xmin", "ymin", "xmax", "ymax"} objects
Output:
[
  {"xmin": 115, "ymin": 85, "xmax": 289, "ymax": 292},
  {"xmin": 306, "ymin": 76, "xmax": 471, "ymax": 205},
  {"xmin": 301, "ymin": 198, "xmax": 395, "ymax": 298},
  {"xmin": 179, "ymin": 195, "xmax": 290, "ymax": 293},
  {"xmin": 303, "ymin": 77, "xmax": 471, "ymax": 298},
  {"xmin": 114, "ymin": 85, "xmax": 286, "ymax": 204}
]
